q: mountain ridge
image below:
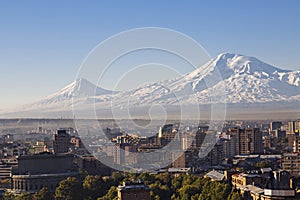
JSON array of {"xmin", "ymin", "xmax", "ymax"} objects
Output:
[{"xmin": 2, "ymin": 53, "xmax": 300, "ymax": 118}]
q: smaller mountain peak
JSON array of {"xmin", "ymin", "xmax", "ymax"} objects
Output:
[{"xmin": 74, "ymin": 77, "xmax": 94, "ymax": 86}]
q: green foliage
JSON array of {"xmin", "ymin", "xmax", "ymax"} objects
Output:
[
  {"xmin": 15, "ymin": 192, "xmax": 31, "ymax": 200},
  {"xmin": 198, "ymin": 180, "xmax": 231, "ymax": 200},
  {"xmin": 32, "ymin": 171, "xmax": 237, "ymax": 200},
  {"xmin": 32, "ymin": 187, "xmax": 54, "ymax": 200},
  {"xmin": 255, "ymin": 160, "xmax": 271, "ymax": 168},
  {"xmin": 83, "ymin": 175, "xmax": 104, "ymax": 200},
  {"xmin": 227, "ymin": 191, "xmax": 243, "ymax": 200},
  {"xmin": 149, "ymin": 183, "xmax": 171, "ymax": 200},
  {"xmin": 98, "ymin": 186, "xmax": 117, "ymax": 200},
  {"xmin": 3, "ymin": 191, "xmax": 15, "ymax": 200},
  {"xmin": 55, "ymin": 177, "xmax": 83, "ymax": 200}
]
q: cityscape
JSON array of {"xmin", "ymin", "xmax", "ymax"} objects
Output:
[
  {"xmin": 1, "ymin": 119, "xmax": 300, "ymax": 199},
  {"xmin": 1, "ymin": 1, "xmax": 300, "ymax": 200}
]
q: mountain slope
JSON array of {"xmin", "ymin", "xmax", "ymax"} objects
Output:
[
  {"xmin": 110, "ymin": 53, "xmax": 300, "ymax": 105},
  {"xmin": 2, "ymin": 53, "xmax": 300, "ymax": 118},
  {"xmin": 19, "ymin": 78, "xmax": 115, "ymax": 111}
]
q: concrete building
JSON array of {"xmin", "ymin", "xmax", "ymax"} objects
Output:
[
  {"xmin": 53, "ymin": 129, "xmax": 70, "ymax": 154},
  {"xmin": 195, "ymin": 126, "xmax": 209, "ymax": 148},
  {"xmin": 11, "ymin": 153, "xmax": 78, "ymax": 194},
  {"xmin": 172, "ymin": 150, "xmax": 194, "ymax": 168},
  {"xmin": 157, "ymin": 124, "xmax": 179, "ymax": 147},
  {"xmin": 230, "ymin": 128, "xmax": 263, "ymax": 155},
  {"xmin": 282, "ymin": 153, "xmax": 300, "ymax": 177},
  {"xmin": 287, "ymin": 121, "xmax": 300, "ymax": 133},
  {"xmin": 117, "ymin": 181, "xmax": 150, "ymax": 200},
  {"xmin": 237, "ymin": 171, "xmax": 297, "ymax": 200},
  {"xmin": 270, "ymin": 121, "xmax": 282, "ymax": 131},
  {"xmin": 76, "ymin": 155, "xmax": 111, "ymax": 176}
]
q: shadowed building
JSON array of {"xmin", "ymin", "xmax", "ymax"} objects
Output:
[
  {"xmin": 53, "ymin": 129, "xmax": 70, "ymax": 154},
  {"xmin": 117, "ymin": 181, "xmax": 150, "ymax": 200},
  {"xmin": 11, "ymin": 153, "xmax": 78, "ymax": 194},
  {"xmin": 230, "ymin": 128, "xmax": 263, "ymax": 155}
]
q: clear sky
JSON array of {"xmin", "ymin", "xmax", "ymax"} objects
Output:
[{"xmin": 0, "ymin": 0, "xmax": 299, "ymax": 109}]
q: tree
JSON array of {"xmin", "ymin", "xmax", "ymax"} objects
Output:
[
  {"xmin": 32, "ymin": 187, "xmax": 54, "ymax": 200},
  {"xmin": 15, "ymin": 192, "xmax": 31, "ymax": 200},
  {"xmin": 178, "ymin": 185, "xmax": 199, "ymax": 200},
  {"xmin": 3, "ymin": 191, "xmax": 15, "ymax": 200},
  {"xmin": 55, "ymin": 177, "xmax": 83, "ymax": 200},
  {"xmin": 98, "ymin": 186, "xmax": 117, "ymax": 200},
  {"xmin": 227, "ymin": 191, "xmax": 243, "ymax": 200},
  {"xmin": 255, "ymin": 160, "xmax": 271, "ymax": 168},
  {"xmin": 83, "ymin": 175, "xmax": 104, "ymax": 200}
]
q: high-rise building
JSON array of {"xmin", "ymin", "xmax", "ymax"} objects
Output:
[
  {"xmin": 157, "ymin": 124, "xmax": 179, "ymax": 147},
  {"xmin": 287, "ymin": 121, "xmax": 300, "ymax": 133},
  {"xmin": 229, "ymin": 128, "xmax": 263, "ymax": 155},
  {"xmin": 53, "ymin": 129, "xmax": 70, "ymax": 154},
  {"xmin": 270, "ymin": 121, "xmax": 282, "ymax": 131},
  {"xmin": 282, "ymin": 153, "xmax": 300, "ymax": 177},
  {"xmin": 195, "ymin": 126, "xmax": 209, "ymax": 148},
  {"xmin": 172, "ymin": 150, "xmax": 194, "ymax": 168},
  {"xmin": 293, "ymin": 136, "xmax": 300, "ymax": 152}
]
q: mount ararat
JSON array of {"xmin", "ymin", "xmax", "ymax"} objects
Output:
[{"xmin": 2, "ymin": 53, "xmax": 300, "ymax": 119}]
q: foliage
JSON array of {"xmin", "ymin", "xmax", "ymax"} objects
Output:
[
  {"xmin": 32, "ymin": 187, "xmax": 54, "ymax": 200},
  {"xmin": 227, "ymin": 191, "xmax": 243, "ymax": 200},
  {"xmin": 15, "ymin": 192, "xmax": 31, "ymax": 200},
  {"xmin": 27, "ymin": 171, "xmax": 239, "ymax": 200},
  {"xmin": 83, "ymin": 175, "xmax": 104, "ymax": 200},
  {"xmin": 3, "ymin": 191, "xmax": 15, "ymax": 200},
  {"xmin": 255, "ymin": 160, "xmax": 271, "ymax": 168},
  {"xmin": 55, "ymin": 177, "xmax": 83, "ymax": 200},
  {"xmin": 98, "ymin": 186, "xmax": 117, "ymax": 200}
]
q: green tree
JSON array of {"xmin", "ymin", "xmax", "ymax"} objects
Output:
[
  {"xmin": 227, "ymin": 191, "xmax": 243, "ymax": 200},
  {"xmin": 15, "ymin": 192, "xmax": 31, "ymax": 200},
  {"xmin": 83, "ymin": 175, "xmax": 104, "ymax": 200},
  {"xmin": 178, "ymin": 185, "xmax": 199, "ymax": 200},
  {"xmin": 98, "ymin": 186, "xmax": 117, "ymax": 200},
  {"xmin": 55, "ymin": 177, "xmax": 83, "ymax": 200},
  {"xmin": 3, "ymin": 191, "xmax": 15, "ymax": 200},
  {"xmin": 32, "ymin": 187, "xmax": 54, "ymax": 200},
  {"xmin": 255, "ymin": 160, "xmax": 270, "ymax": 168}
]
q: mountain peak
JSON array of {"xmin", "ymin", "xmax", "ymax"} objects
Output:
[
  {"xmin": 42, "ymin": 78, "xmax": 113, "ymax": 103},
  {"xmin": 210, "ymin": 52, "xmax": 289, "ymax": 76}
]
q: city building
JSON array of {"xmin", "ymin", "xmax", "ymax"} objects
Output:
[
  {"xmin": 237, "ymin": 171, "xmax": 296, "ymax": 200},
  {"xmin": 195, "ymin": 126, "xmax": 209, "ymax": 148},
  {"xmin": 282, "ymin": 153, "xmax": 300, "ymax": 177},
  {"xmin": 172, "ymin": 150, "xmax": 194, "ymax": 168},
  {"xmin": 75, "ymin": 155, "xmax": 111, "ymax": 176},
  {"xmin": 53, "ymin": 129, "xmax": 70, "ymax": 154},
  {"xmin": 270, "ymin": 121, "xmax": 282, "ymax": 131},
  {"xmin": 157, "ymin": 124, "xmax": 179, "ymax": 147},
  {"xmin": 117, "ymin": 181, "xmax": 150, "ymax": 200},
  {"xmin": 229, "ymin": 128, "xmax": 263, "ymax": 155},
  {"xmin": 11, "ymin": 153, "xmax": 78, "ymax": 194}
]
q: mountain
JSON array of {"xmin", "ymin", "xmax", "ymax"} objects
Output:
[
  {"xmin": 2, "ymin": 53, "xmax": 300, "ymax": 119},
  {"xmin": 109, "ymin": 53, "xmax": 300, "ymax": 106},
  {"xmin": 17, "ymin": 78, "xmax": 115, "ymax": 112}
]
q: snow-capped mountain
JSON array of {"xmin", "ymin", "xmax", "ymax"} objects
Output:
[
  {"xmin": 109, "ymin": 53, "xmax": 300, "ymax": 106},
  {"xmin": 2, "ymin": 53, "xmax": 300, "ymax": 118},
  {"xmin": 19, "ymin": 78, "xmax": 114, "ymax": 111}
]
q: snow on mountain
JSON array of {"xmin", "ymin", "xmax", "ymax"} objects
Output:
[
  {"xmin": 4, "ymin": 53, "xmax": 300, "ymax": 117},
  {"xmin": 19, "ymin": 78, "xmax": 114, "ymax": 110},
  {"xmin": 110, "ymin": 53, "xmax": 300, "ymax": 105}
]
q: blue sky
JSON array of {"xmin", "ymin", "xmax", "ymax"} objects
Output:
[{"xmin": 0, "ymin": 0, "xmax": 299, "ymax": 108}]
